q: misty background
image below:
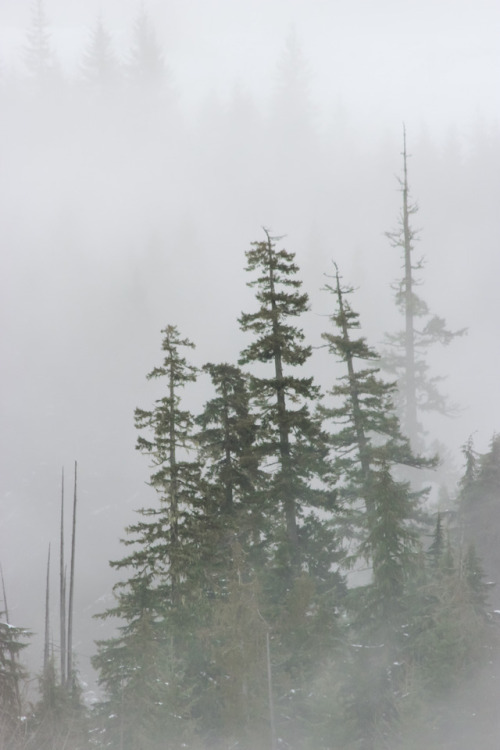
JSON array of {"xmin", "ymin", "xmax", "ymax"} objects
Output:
[{"xmin": 1, "ymin": 0, "xmax": 499, "ymax": 699}]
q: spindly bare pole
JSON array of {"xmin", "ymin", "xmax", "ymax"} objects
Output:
[
  {"xmin": 0, "ymin": 563, "xmax": 10, "ymax": 623},
  {"xmin": 44, "ymin": 544, "xmax": 51, "ymax": 677},
  {"xmin": 67, "ymin": 460, "xmax": 78, "ymax": 689},
  {"xmin": 60, "ymin": 467, "xmax": 67, "ymax": 686}
]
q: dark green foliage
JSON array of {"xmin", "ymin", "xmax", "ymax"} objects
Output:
[
  {"xmin": 0, "ymin": 614, "xmax": 29, "ymax": 747},
  {"xmin": 85, "ymin": 245, "xmax": 493, "ymax": 750},
  {"xmin": 239, "ymin": 229, "xmax": 334, "ymax": 576},
  {"xmin": 92, "ymin": 326, "xmax": 204, "ymax": 747},
  {"xmin": 196, "ymin": 363, "xmax": 261, "ymax": 549},
  {"xmin": 427, "ymin": 512, "xmax": 445, "ymax": 567},
  {"xmin": 321, "ymin": 265, "xmax": 434, "ymax": 746},
  {"xmin": 321, "ymin": 264, "xmax": 432, "ymax": 516},
  {"xmin": 27, "ymin": 660, "xmax": 88, "ymax": 750},
  {"xmin": 459, "ymin": 434, "xmax": 500, "ymax": 613}
]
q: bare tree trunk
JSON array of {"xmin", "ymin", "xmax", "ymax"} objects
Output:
[
  {"xmin": 266, "ymin": 630, "xmax": 276, "ymax": 750},
  {"xmin": 401, "ymin": 126, "xmax": 418, "ymax": 447},
  {"xmin": 44, "ymin": 545, "xmax": 51, "ymax": 677},
  {"xmin": 60, "ymin": 467, "xmax": 67, "ymax": 687},
  {"xmin": 67, "ymin": 461, "xmax": 78, "ymax": 690}
]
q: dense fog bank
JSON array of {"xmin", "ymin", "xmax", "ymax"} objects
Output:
[{"xmin": 0, "ymin": 1, "xmax": 499, "ymax": 731}]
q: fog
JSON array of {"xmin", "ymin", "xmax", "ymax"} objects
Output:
[{"xmin": 1, "ymin": 0, "xmax": 499, "ymax": 717}]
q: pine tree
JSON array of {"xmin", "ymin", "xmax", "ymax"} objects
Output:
[
  {"xmin": 128, "ymin": 5, "xmax": 167, "ymax": 94},
  {"xmin": 239, "ymin": 229, "xmax": 333, "ymax": 578},
  {"xmin": 0, "ymin": 607, "xmax": 29, "ymax": 746},
  {"xmin": 80, "ymin": 15, "xmax": 121, "ymax": 92},
  {"xmin": 196, "ymin": 362, "xmax": 262, "ymax": 579},
  {"xmin": 383, "ymin": 127, "xmax": 465, "ymax": 449},
  {"xmin": 93, "ymin": 326, "xmax": 203, "ymax": 748},
  {"xmin": 321, "ymin": 263, "xmax": 431, "ymax": 516},
  {"xmin": 93, "ymin": 585, "xmax": 194, "ymax": 750},
  {"xmin": 458, "ymin": 433, "xmax": 500, "ymax": 614},
  {"xmin": 238, "ymin": 231, "xmax": 342, "ymax": 748},
  {"xmin": 24, "ymin": 0, "xmax": 59, "ymax": 88},
  {"xmin": 0, "ymin": 570, "xmax": 32, "ymax": 746},
  {"xmin": 132, "ymin": 325, "xmax": 201, "ymax": 610},
  {"xmin": 427, "ymin": 512, "xmax": 445, "ymax": 567},
  {"xmin": 321, "ymin": 265, "xmax": 432, "ymax": 747}
]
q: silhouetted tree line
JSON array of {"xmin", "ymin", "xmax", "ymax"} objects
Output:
[
  {"xmin": 2, "ymin": 224, "xmax": 498, "ymax": 750},
  {"xmin": 2, "ymin": 4, "xmax": 500, "ymax": 749}
]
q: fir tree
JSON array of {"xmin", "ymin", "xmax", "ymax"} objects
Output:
[
  {"xmin": 321, "ymin": 265, "xmax": 431, "ymax": 747},
  {"xmin": 93, "ymin": 326, "xmax": 204, "ymax": 748},
  {"xmin": 80, "ymin": 15, "xmax": 121, "ymax": 92},
  {"xmin": 383, "ymin": 127, "xmax": 465, "ymax": 449},
  {"xmin": 238, "ymin": 229, "xmax": 332, "ymax": 577},
  {"xmin": 24, "ymin": 0, "xmax": 59, "ymax": 88},
  {"xmin": 127, "ymin": 5, "xmax": 168, "ymax": 94},
  {"xmin": 132, "ymin": 325, "xmax": 201, "ymax": 610},
  {"xmin": 321, "ymin": 263, "xmax": 431, "ymax": 518},
  {"xmin": 427, "ymin": 511, "xmax": 445, "ymax": 568},
  {"xmin": 0, "ymin": 611, "xmax": 28, "ymax": 746},
  {"xmin": 238, "ymin": 231, "xmax": 341, "ymax": 748},
  {"xmin": 196, "ymin": 362, "xmax": 263, "ymax": 580}
]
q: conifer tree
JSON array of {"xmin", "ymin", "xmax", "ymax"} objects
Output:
[
  {"xmin": 239, "ymin": 229, "xmax": 332, "ymax": 578},
  {"xmin": 93, "ymin": 326, "xmax": 203, "ymax": 748},
  {"xmin": 196, "ymin": 362, "xmax": 262, "ymax": 578},
  {"xmin": 321, "ymin": 263, "xmax": 431, "ymax": 515},
  {"xmin": 0, "ymin": 605, "xmax": 29, "ymax": 747},
  {"xmin": 131, "ymin": 325, "xmax": 201, "ymax": 609},
  {"xmin": 238, "ymin": 231, "xmax": 341, "ymax": 746},
  {"xmin": 427, "ymin": 511, "xmax": 445, "ymax": 567},
  {"xmin": 80, "ymin": 15, "xmax": 121, "ymax": 92},
  {"xmin": 197, "ymin": 363, "xmax": 258, "ymax": 516},
  {"xmin": 321, "ymin": 264, "xmax": 432, "ymax": 746},
  {"xmin": 128, "ymin": 5, "xmax": 167, "ymax": 93},
  {"xmin": 384, "ymin": 128, "xmax": 465, "ymax": 449},
  {"xmin": 24, "ymin": 0, "xmax": 59, "ymax": 88}
]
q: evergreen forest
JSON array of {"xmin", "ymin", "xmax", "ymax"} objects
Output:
[{"xmin": 1, "ymin": 3, "xmax": 500, "ymax": 750}]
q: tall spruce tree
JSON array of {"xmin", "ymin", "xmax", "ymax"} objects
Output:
[
  {"xmin": 238, "ymin": 229, "xmax": 333, "ymax": 577},
  {"xmin": 128, "ymin": 5, "xmax": 168, "ymax": 94},
  {"xmin": 0, "ymin": 597, "xmax": 29, "ymax": 747},
  {"xmin": 321, "ymin": 264, "xmax": 431, "ymax": 511},
  {"xmin": 384, "ymin": 128, "xmax": 465, "ymax": 449},
  {"xmin": 321, "ymin": 264, "xmax": 432, "ymax": 747},
  {"xmin": 196, "ymin": 362, "xmax": 262, "ymax": 578},
  {"xmin": 238, "ymin": 231, "xmax": 342, "ymax": 749},
  {"xmin": 93, "ymin": 326, "xmax": 203, "ymax": 749},
  {"xmin": 24, "ymin": 0, "xmax": 60, "ymax": 89},
  {"xmin": 80, "ymin": 15, "xmax": 121, "ymax": 92}
]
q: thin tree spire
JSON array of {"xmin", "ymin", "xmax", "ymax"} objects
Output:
[
  {"xmin": 67, "ymin": 460, "xmax": 78, "ymax": 689},
  {"xmin": 0, "ymin": 563, "xmax": 10, "ymax": 623},
  {"xmin": 44, "ymin": 544, "xmax": 51, "ymax": 677},
  {"xmin": 60, "ymin": 466, "xmax": 67, "ymax": 686}
]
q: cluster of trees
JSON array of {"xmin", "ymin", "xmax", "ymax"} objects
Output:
[
  {"xmin": 2, "ymin": 7, "xmax": 499, "ymax": 745},
  {"xmin": 5, "ymin": 2, "xmax": 168, "ymax": 95},
  {"xmin": 1, "ymin": 198, "xmax": 496, "ymax": 748}
]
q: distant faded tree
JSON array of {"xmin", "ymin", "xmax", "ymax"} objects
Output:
[
  {"xmin": 24, "ymin": 0, "xmax": 60, "ymax": 87},
  {"xmin": 127, "ymin": 5, "xmax": 168, "ymax": 95},
  {"xmin": 384, "ymin": 128, "xmax": 466, "ymax": 449},
  {"xmin": 80, "ymin": 15, "xmax": 121, "ymax": 93}
]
